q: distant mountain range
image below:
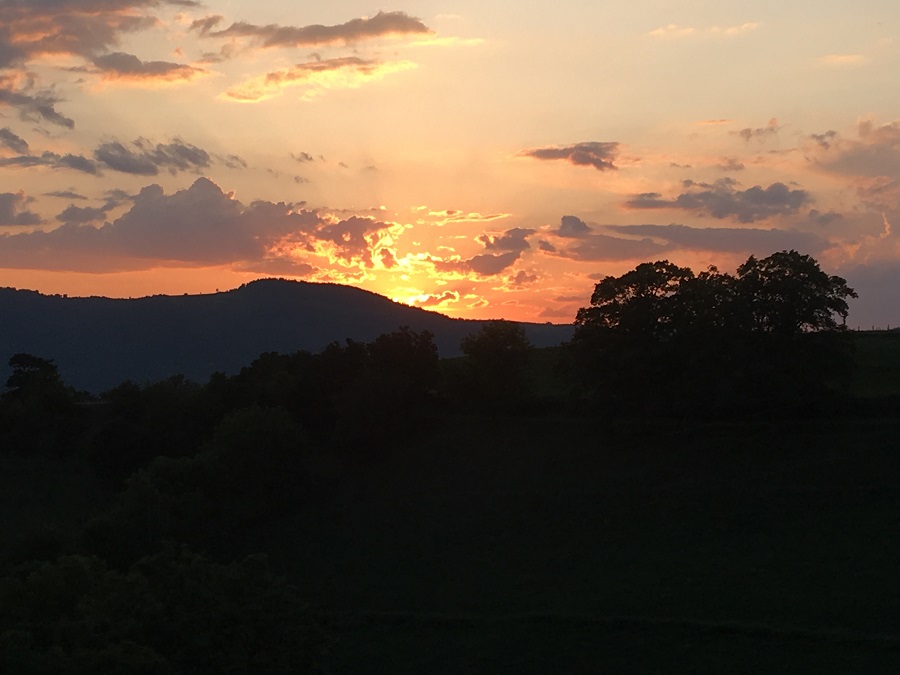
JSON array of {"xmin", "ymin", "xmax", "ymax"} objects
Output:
[{"xmin": 0, "ymin": 279, "xmax": 574, "ymax": 392}]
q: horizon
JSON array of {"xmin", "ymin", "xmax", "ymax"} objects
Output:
[{"xmin": 1, "ymin": 2, "xmax": 899, "ymax": 327}]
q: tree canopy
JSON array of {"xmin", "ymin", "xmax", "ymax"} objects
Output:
[{"xmin": 569, "ymin": 251, "xmax": 858, "ymax": 414}]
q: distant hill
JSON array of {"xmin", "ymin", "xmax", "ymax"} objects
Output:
[{"xmin": 0, "ymin": 279, "xmax": 574, "ymax": 392}]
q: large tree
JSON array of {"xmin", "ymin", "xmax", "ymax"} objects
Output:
[{"xmin": 569, "ymin": 251, "xmax": 857, "ymax": 414}]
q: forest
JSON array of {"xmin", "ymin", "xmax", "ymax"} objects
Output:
[{"xmin": 2, "ymin": 250, "xmax": 900, "ymax": 673}]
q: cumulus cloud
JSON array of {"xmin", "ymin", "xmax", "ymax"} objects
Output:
[
  {"xmin": 192, "ymin": 11, "xmax": 431, "ymax": 49},
  {"xmin": 624, "ymin": 179, "xmax": 811, "ymax": 223},
  {"xmin": 225, "ymin": 56, "xmax": 416, "ymax": 102},
  {"xmin": 93, "ymin": 138, "xmax": 211, "ymax": 175},
  {"xmin": 91, "ymin": 52, "xmax": 204, "ymax": 83},
  {"xmin": 810, "ymin": 120, "xmax": 900, "ymax": 179},
  {"xmin": 718, "ymin": 157, "xmax": 745, "ymax": 171},
  {"xmin": 0, "ymin": 191, "xmax": 42, "ymax": 226},
  {"xmin": 44, "ymin": 190, "xmax": 88, "ymax": 200},
  {"xmin": 56, "ymin": 204, "xmax": 110, "ymax": 224},
  {"xmin": 554, "ymin": 215, "xmax": 592, "ymax": 238},
  {"xmin": 521, "ymin": 141, "xmax": 620, "ymax": 171},
  {"xmin": 0, "ymin": 177, "xmax": 320, "ymax": 271}
]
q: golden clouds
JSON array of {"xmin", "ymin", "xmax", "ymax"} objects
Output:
[{"xmin": 224, "ymin": 57, "xmax": 417, "ymax": 102}]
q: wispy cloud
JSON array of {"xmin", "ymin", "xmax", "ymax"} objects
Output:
[{"xmin": 224, "ymin": 57, "xmax": 416, "ymax": 102}]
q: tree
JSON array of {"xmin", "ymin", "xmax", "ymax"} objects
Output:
[
  {"xmin": 569, "ymin": 251, "xmax": 858, "ymax": 414},
  {"xmin": 456, "ymin": 321, "xmax": 534, "ymax": 409}
]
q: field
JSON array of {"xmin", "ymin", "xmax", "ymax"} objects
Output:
[
  {"xmin": 237, "ymin": 414, "xmax": 900, "ymax": 672},
  {"xmin": 3, "ymin": 330, "xmax": 900, "ymax": 672}
]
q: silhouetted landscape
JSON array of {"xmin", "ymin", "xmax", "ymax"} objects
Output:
[
  {"xmin": 0, "ymin": 279, "xmax": 573, "ymax": 392},
  {"xmin": 2, "ymin": 252, "xmax": 900, "ymax": 672}
]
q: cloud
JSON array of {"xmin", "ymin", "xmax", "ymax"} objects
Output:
[
  {"xmin": 553, "ymin": 233, "xmax": 672, "ymax": 262},
  {"xmin": 734, "ymin": 118, "xmax": 779, "ymax": 142},
  {"xmin": 554, "ymin": 215, "xmax": 592, "ymax": 238},
  {"xmin": 417, "ymin": 290, "xmax": 459, "ymax": 307},
  {"xmin": 466, "ymin": 250, "xmax": 522, "ymax": 275},
  {"xmin": 91, "ymin": 52, "xmax": 204, "ymax": 83},
  {"xmin": 194, "ymin": 10, "xmax": 431, "ymax": 49},
  {"xmin": 818, "ymin": 54, "xmax": 868, "ymax": 68},
  {"xmin": 0, "ymin": 177, "xmax": 320, "ymax": 271},
  {"xmin": 93, "ymin": 138, "xmax": 211, "ymax": 175},
  {"xmin": 233, "ymin": 257, "xmax": 316, "ymax": 278},
  {"xmin": 225, "ymin": 56, "xmax": 417, "ymax": 102},
  {"xmin": 624, "ymin": 179, "xmax": 811, "ymax": 223},
  {"xmin": 0, "ymin": 150, "xmax": 98, "ymax": 174},
  {"xmin": 44, "ymin": 190, "xmax": 88, "ymax": 200},
  {"xmin": 477, "ymin": 227, "xmax": 534, "ymax": 252},
  {"xmin": 521, "ymin": 141, "xmax": 620, "ymax": 171},
  {"xmin": 316, "ymin": 216, "xmax": 386, "ymax": 265},
  {"xmin": 648, "ymin": 23, "xmax": 759, "ymax": 38},
  {"xmin": 0, "ymin": 75, "xmax": 74, "ymax": 128},
  {"xmin": 292, "ymin": 152, "xmax": 315, "ymax": 163},
  {"xmin": 0, "ymin": 128, "xmax": 28, "ymax": 154},
  {"xmin": 0, "ymin": 191, "xmax": 42, "ymax": 226},
  {"xmin": 56, "ymin": 204, "xmax": 110, "ymax": 224},
  {"xmin": 810, "ymin": 120, "xmax": 900, "ymax": 179},
  {"xmin": 606, "ymin": 223, "xmax": 831, "ymax": 255},
  {"xmin": 718, "ymin": 157, "xmax": 745, "ymax": 171}
]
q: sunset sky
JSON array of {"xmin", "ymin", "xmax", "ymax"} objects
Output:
[{"xmin": 1, "ymin": 1, "xmax": 899, "ymax": 326}]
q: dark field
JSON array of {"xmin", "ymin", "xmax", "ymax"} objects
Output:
[
  {"xmin": 235, "ymin": 414, "xmax": 900, "ymax": 672},
  {"xmin": 3, "ymin": 330, "xmax": 900, "ymax": 672}
]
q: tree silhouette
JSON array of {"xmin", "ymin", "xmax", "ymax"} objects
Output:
[{"xmin": 569, "ymin": 251, "xmax": 858, "ymax": 415}]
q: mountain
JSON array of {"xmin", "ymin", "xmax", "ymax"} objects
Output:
[{"xmin": 0, "ymin": 279, "xmax": 574, "ymax": 392}]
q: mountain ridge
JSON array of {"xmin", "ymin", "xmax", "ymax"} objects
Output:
[{"xmin": 0, "ymin": 278, "xmax": 574, "ymax": 392}]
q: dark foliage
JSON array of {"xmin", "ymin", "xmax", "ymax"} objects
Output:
[{"xmin": 568, "ymin": 251, "xmax": 858, "ymax": 415}]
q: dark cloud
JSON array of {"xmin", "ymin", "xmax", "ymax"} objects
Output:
[
  {"xmin": 293, "ymin": 176, "xmax": 309, "ymax": 184},
  {"xmin": 509, "ymin": 270, "xmax": 538, "ymax": 287},
  {"xmin": 0, "ymin": 76, "xmax": 74, "ymax": 128},
  {"xmin": 194, "ymin": 10, "xmax": 431, "ymax": 49},
  {"xmin": 554, "ymin": 215, "xmax": 592, "ymax": 238},
  {"xmin": 537, "ymin": 240, "xmax": 557, "ymax": 253},
  {"xmin": 555, "ymin": 233, "xmax": 672, "ymax": 262},
  {"xmin": 292, "ymin": 152, "xmax": 315, "ymax": 163},
  {"xmin": 808, "ymin": 209, "xmax": 844, "ymax": 227},
  {"xmin": 521, "ymin": 141, "xmax": 620, "ymax": 171},
  {"xmin": 841, "ymin": 261, "xmax": 900, "ymax": 328},
  {"xmin": 809, "ymin": 130, "xmax": 838, "ymax": 150},
  {"xmin": 316, "ymin": 216, "xmax": 387, "ymax": 265},
  {"xmin": 0, "ymin": 191, "xmax": 42, "ymax": 226},
  {"xmin": 220, "ymin": 154, "xmax": 247, "ymax": 169},
  {"xmin": 466, "ymin": 250, "xmax": 522, "ymax": 275},
  {"xmin": 0, "ymin": 150, "xmax": 98, "ymax": 173},
  {"xmin": 91, "ymin": 52, "xmax": 203, "ymax": 82},
  {"xmin": 606, "ymin": 223, "xmax": 830, "ymax": 255},
  {"xmin": 0, "ymin": 177, "xmax": 319, "ymax": 271},
  {"xmin": 477, "ymin": 227, "xmax": 534, "ymax": 252},
  {"xmin": 625, "ymin": 179, "xmax": 811, "ymax": 223},
  {"xmin": 44, "ymin": 190, "xmax": 88, "ymax": 200},
  {"xmin": 93, "ymin": 138, "xmax": 211, "ymax": 175},
  {"xmin": 734, "ymin": 118, "xmax": 780, "ymax": 141},
  {"xmin": 0, "ymin": 127, "xmax": 28, "ymax": 153},
  {"xmin": 56, "ymin": 204, "xmax": 109, "ymax": 224}
]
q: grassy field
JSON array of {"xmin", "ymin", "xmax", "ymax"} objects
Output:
[
  {"xmin": 236, "ymin": 414, "xmax": 900, "ymax": 672},
  {"xmin": 849, "ymin": 330, "xmax": 900, "ymax": 397}
]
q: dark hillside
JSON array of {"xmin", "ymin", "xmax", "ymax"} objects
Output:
[{"xmin": 0, "ymin": 280, "xmax": 572, "ymax": 392}]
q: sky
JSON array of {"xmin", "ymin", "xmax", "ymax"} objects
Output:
[{"xmin": 1, "ymin": 1, "xmax": 899, "ymax": 327}]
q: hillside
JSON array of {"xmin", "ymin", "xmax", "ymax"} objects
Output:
[{"xmin": 0, "ymin": 279, "xmax": 573, "ymax": 392}]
